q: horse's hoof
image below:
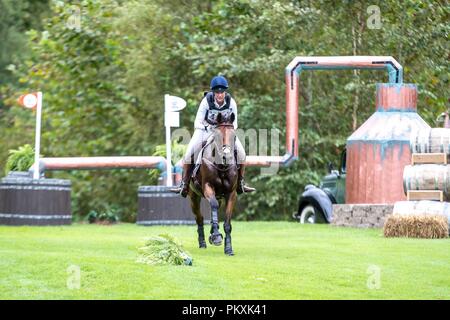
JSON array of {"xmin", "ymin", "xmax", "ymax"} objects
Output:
[
  {"xmin": 199, "ymin": 242, "xmax": 207, "ymax": 249},
  {"xmin": 215, "ymin": 234, "xmax": 223, "ymax": 246},
  {"xmin": 209, "ymin": 234, "xmax": 223, "ymax": 246},
  {"xmin": 225, "ymin": 250, "xmax": 234, "ymax": 256}
]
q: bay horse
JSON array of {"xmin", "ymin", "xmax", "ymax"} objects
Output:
[{"xmin": 188, "ymin": 111, "xmax": 239, "ymax": 256}]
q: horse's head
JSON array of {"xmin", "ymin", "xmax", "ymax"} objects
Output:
[{"xmin": 212, "ymin": 112, "xmax": 236, "ymax": 165}]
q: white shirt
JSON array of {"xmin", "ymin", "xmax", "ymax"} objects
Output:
[{"xmin": 194, "ymin": 95, "xmax": 238, "ymax": 130}]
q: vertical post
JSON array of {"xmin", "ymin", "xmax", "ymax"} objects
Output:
[
  {"xmin": 165, "ymin": 123, "xmax": 173, "ymax": 187},
  {"xmin": 164, "ymin": 94, "xmax": 185, "ymax": 187},
  {"xmin": 164, "ymin": 94, "xmax": 173, "ymax": 187},
  {"xmin": 33, "ymin": 92, "xmax": 43, "ymax": 179}
]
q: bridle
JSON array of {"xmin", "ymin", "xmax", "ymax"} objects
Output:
[{"xmin": 209, "ymin": 123, "xmax": 236, "ymax": 171}]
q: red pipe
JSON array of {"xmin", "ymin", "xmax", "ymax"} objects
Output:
[
  {"xmin": 32, "ymin": 156, "xmax": 166, "ymax": 175},
  {"xmin": 31, "ymin": 57, "xmax": 403, "ymax": 171},
  {"xmin": 246, "ymin": 56, "xmax": 403, "ymax": 167},
  {"xmin": 284, "ymin": 56, "xmax": 403, "ymax": 160}
]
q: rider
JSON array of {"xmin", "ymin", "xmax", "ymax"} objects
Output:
[{"xmin": 174, "ymin": 75, "xmax": 255, "ymax": 197}]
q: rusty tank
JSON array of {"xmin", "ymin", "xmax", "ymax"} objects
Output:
[{"xmin": 346, "ymin": 83, "xmax": 430, "ymax": 204}]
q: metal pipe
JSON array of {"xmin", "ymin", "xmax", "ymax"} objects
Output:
[
  {"xmin": 247, "ymin": 56, "xmax": 402, "ymax": 167},
  {"xmin": 32, "ymin": 57, "xmax": 402, "ymax": 173},
  {"xmin": 30, "ymin": 156, "xmax": 167, "ymax": 177},
  {"xmin": 282, "ymin": 55, "xmax": 403, "ymax": 161},
  {"xmin": 245, "ymin": 156, "xmax": 285, "ymax": 167}
]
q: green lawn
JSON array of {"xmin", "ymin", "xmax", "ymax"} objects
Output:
[{"xmin": 0, "ymin": 222, "xmax": 448, "ymax": 299}]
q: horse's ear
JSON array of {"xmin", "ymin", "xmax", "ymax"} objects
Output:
[
  {"xmin": 230, "ymin": 112, "xmax": 235, "ymax": 124},
  {"xmin": 216, "ymin": 112, "xmax": 222, "ymax": 124}
]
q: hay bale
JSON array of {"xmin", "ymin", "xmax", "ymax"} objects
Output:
[
  {"xmin": 393, "ymin": 201, "xmax": 450, "ymax": 231},
  {"xmin": 383, "ymin": 215, "xmax": 448, "ymax": 238}
]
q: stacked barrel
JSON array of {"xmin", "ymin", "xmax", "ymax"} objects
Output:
[
  {"xmin": 404, "ymin": 128, "xmax": 450, "ymax": 201},
  {"xmin": 388, "ymin": 128, "xmax": 450, "ymax": 237}
]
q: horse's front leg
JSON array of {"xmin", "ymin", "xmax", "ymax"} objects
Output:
[
  {"xmin": 189, "ymin": 192, "xmax": 206, "ymax": 248},
  {"xmin": 203, "ymin": 183, "xmax": 223, "ymax": 246},
  {"xmin": 224, "ymin": 191, "xmax": 237, "ymax": 256}
]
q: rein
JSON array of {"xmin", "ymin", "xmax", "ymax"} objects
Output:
[
  {"xmin": 202, "ymin": 123, "xmax": 236, "ymax": 172},
  {"xmin": 202, "ymin": 158, "xmax": 236, "ymax": 172}
]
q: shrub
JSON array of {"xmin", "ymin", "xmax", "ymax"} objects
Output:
[
  {"xmin": 86, "ymin": 209, "xmax": 119, "ymax": 224},
  {"xmin": 87, "ymin": 210, "xmax": 98, "ymax": 224},
  {"xmin": 4, "ymin": 144, "xmax": 38, "ymax": 175}
]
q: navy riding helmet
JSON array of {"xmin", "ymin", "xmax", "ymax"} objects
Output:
[{"xmin": 210, "ymin": 76, "xmax": 229, "ymax": 92}]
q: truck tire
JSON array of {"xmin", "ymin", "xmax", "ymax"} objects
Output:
[{"xmin": 299, "ymin": 205, "xmax": 318, "ymax": 224}]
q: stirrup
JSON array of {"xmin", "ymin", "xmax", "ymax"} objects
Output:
[
  {"xmin": 170, "ymin": 181, "xmax": 189, "ymax": 197},
  {"xmin": 237, "ymin": 180, "xmax": 256, "ymax": 194}
]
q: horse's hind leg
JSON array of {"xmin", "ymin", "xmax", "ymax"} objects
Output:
[
  {"xmin": 190, "ymin": 192, "xmax": 206, "ymax": 248},
  {"xmin": 224, "ymin": 191, "xmax": 237, "ymax": 256},
  {"xmin": 203, "ymin": 183, "xmax": 223, "ymax": 246}
]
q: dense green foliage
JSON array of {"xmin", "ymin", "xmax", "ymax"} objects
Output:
[
  {"xmin": 0, "ymin": 0, "xmax": 50, "ymax": 88},
  {"xmin": 86, "ymin": 209, "xmax": 119, "ymax": 224},
  {"xmin": 0, "ymin": 0, "xmax": 448, "ymax": 221},
  {"xmin": 0, "ymin": 222, "xmax": 448, "ymax": 299},
  {"xmin": 4, "ymin": 143, "xmax": 36, "ymax": 174}
]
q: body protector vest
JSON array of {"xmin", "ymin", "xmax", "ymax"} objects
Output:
[{"xmin": 204, "ymin": 91, "xmax": 233, "ymax": 126}]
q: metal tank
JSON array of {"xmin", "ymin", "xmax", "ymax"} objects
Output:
[{"xmin": 346, "ymin": 83, "xmax": 430, "ymax": 204}]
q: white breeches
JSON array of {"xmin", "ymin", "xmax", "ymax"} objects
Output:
[{"xmin": 183, "ymin": 129, "xmax": 245, "ymax": 164}]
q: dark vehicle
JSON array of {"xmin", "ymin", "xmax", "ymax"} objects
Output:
[{"xmin": 293, "ymin": 149, "xmax": 346, "ymax": 224}]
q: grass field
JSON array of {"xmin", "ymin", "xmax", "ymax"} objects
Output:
[{"xmin": 0, "ymin": 222, "xmax": 448, "ymax": 299}]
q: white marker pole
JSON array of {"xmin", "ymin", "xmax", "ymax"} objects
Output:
[
  {"xmin": 164, "ymin": 94, "xmax": 173, "ymax": 187},
  {"xmin": 165, "ymin": 119, "xmax": 173, "ymax": 187},
  {"xmin": 33, "ymin": 92, "xmax": 43, "ymax": 179},
  {"xmin": 164, "ymin": 94, "xmax": 185, "ymax": 187}
]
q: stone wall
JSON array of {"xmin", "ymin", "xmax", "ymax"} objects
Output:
[{"xmin": 331, "ymin": 204, "xmax": 394, "ymax": 228}]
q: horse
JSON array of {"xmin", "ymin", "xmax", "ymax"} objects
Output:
[{"xmin": 187, "ymin": 111, "xmax": 239, "ymax": 256}]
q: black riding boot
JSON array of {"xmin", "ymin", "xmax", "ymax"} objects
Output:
[
  {"xmin": 237, "ymin": 164, "xmax": 256, "ymax": 194},
  {"xmin": 171, "ymin": 162, "xmax": 193, "ymax": 197}
]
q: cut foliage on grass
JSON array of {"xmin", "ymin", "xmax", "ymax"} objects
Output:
[
  {"xmin": 384, "ymin": 215, "xmax": 449, "ymax": 239},
  {"xmin": 136, "ymin": 234, "xmax": 193, "ymax": 266}
]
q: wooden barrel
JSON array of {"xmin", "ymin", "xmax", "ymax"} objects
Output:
[
  {"xmin": 137, "ymin": 186, "xmax": 210, "ymax": 225},
  {"xmin": 0, "ymin": 172, "xmax": 72, "ymax": 226},
  {"xmin": 393, "ymin": 200, "xmax": 450, "ymax": 232},
  {"xmin": 403, "ymin": 164, "xmax": 450, "ymax": 200},
  {"xmin": 410, "ymin": 128, "xmax": 450, "ymax": 154}
]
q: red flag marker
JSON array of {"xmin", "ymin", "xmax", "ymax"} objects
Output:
[
  {"xmin": 18, "ymin": 93, "xmax": 39, "ymax": 109},
  {"xmin": 17, "ymin": 92, "xmax": 43, "ymax": 179}
]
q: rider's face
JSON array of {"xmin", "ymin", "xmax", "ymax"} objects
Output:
[{"xmin": 214, "ymin": 91, "xmax": 226, "ymax": 105}]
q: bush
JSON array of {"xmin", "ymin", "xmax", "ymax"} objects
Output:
[
  {"xmin": 87, "ymin": 210, "xmax": 98, "ymax": 224},
  {"xmin": 86, "ymin": 210, "xmax": 119, "ymax": 224},
  {"xmin": 4, "ymin": 144, "xmax": 39, "ymax": 175}
]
